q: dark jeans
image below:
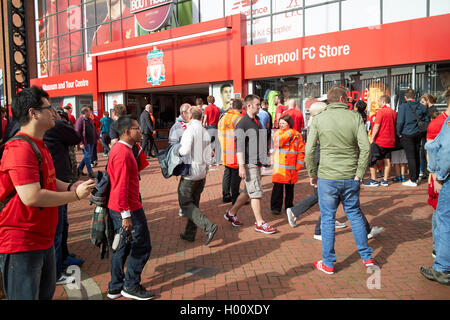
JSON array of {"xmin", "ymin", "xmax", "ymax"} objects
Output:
[
  {"xmin": 419, "ymin": 136, "xmax": 427, "ymax": 175},
  {"xmin": 222, "ymin": 166, "xmax": 242, "ymax": 204},
  {"xmin": 270, "ymin": 183, "xmax": 294, "ymax": 212},
  {"xmin": 108, "ymin": 208, "xmax": 151, "ymax": 292},
  {"xmin": 178, "ymin": 178, "xmax": 215, "ymax": 239},
  {"xmin": 0, "ymin": 246, "xmax": 56, "ymax": 300},
  {"xmin": 291, "ymin": 187, "xmax": 371, "ymax": 236},
  {"xmin": 400, "ymin": 132, "xmax": 422, "ymax": 183},
  {"xmin": 101, "ymin": 133, "xmax": 111, "ymax": 154},
  {"xmin": 54, "ymin": 205, "xmax": 68, "ymax": 279}
]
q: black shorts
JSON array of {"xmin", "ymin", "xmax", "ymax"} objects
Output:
[{"xmin": 369, "ymin": 143, "xmax": 392, "ymax": 166}]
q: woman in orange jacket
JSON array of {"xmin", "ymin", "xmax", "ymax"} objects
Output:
[{"xmin": 270, "ymin": 114, "xmax": 305, "ymax": 214}]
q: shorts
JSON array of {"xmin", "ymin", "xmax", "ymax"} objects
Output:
[
  {"xmin": 391, "ymin": 149, "xmax": 407, "ymax": 164},
  {"xmin": 369, "ymin": 143, "xmax": 392, "ymax": 166},
  {"xmin": 242, "ymin": 164, "xmax": 263, "ymax": 199}
]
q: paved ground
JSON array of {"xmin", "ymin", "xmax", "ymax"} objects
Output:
[{"xmin": 53, "ymin": 151, "xmax": 449, "ymax": 300}]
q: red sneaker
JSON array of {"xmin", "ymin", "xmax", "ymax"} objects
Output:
[
  {"xmin": 363, "ymin": 258, "xmax": 375, "ymax": 267},
  {"xmin": 314, "ymin": 260, "xmax": 334, "ymax": 275},
  {"xmin": 224, "ymin": 211, "xmax": 243, "ymax": 227},
  {"xmin": 254, "ymin": 221, "xmax": 277, "ymax": 234}
]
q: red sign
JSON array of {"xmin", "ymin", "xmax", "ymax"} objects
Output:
[
  {"xmin": 30, "ymin": 71, "xmax": 95, "ymax": 97},
  {"xmin": 244, "ymin": 14, "xmax": 450, "ymax": 79},
  {"xmin": 130, "ymin": 0, "xmax": 173, "ymax": 31}
]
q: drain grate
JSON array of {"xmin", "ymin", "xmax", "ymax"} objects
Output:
[{"xmin": 185, "ymin": 266, "xmax": 219, "ymax": 278}]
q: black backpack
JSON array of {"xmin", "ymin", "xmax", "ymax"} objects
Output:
[{"xmin": 0, "ymin": 134, "xmax": 43, "ymax": 211}]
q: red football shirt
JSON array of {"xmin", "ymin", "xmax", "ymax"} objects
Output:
[
  {"xmin": 427, "ymin": 112, "xmax": 448, "ymax": 141},
  {"xmin": 282, "ymin": 108, "xmax": 305, "ymax": 132},
  {"xmin": 373, "ymin": 106, "xmax": 397, "ymax": 148},
  {"xmin": 204, "ymin": 104, "xmax": 220, "ymax": 125},
  {"xmin": 107, "ymin": 141, "xmax": 142, "ymax": 213},
  {"xmin": 0, "ymin": 133, "xmax": 58, "ymax": 253}
]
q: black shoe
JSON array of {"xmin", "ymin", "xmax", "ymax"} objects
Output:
[
  {"xmin": 121, "ymin": 285, "xmax": 155, "ymax": 300},
  {"xmin": 205, "ymin": 224, "xmax": 218, "ymax": 246},
  {"xmin": 180, "ymin": 233, "xmax": 195, "ymax": 242},
  {"xmin": 91, "ymin": 161, "xmax": 98, "ymax": 168},
  {"xmin": 107, "ymin": 288, "xmax": 122, "ymax": 299},
  {"xmin": 88, "ymin": 172, "xmax": 95, "ymax": 179},
  {"xmin": 222, "ymin": 195, "xmax": 232, "ymax": 203},
  {"xmin": 420, "ymin": 266, "xmax": 450, "ymax": 286},
  {"xmin": 78, "ymin": 170, "xmax": 86, "ymax": 176},
  {"xmin": 271, "ymin": 210, "xmax": 281, "ymax": 215}
]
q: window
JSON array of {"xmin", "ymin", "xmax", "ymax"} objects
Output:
[
  {"xmin": 341, "ymin": 0, "xmax": 381, "ymax": 30},
  {"xmin": 35, "ymin": 0, "xmax": 194, "ymax": 77},
  {"xmin": 383, "ymin": 0, "xmax": 426, "ymax": 24},
  {"xmin": 429, "ymin": 0, "xmax": 450, "ymax": 16},
  {"xmin": 304, "ymin": 3, "xmax": 339, "ymax": 36}
]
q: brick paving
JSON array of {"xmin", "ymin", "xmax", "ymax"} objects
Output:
[{"xmin": 54, "ymin": 151, "xmax": 450, "ymax": 300}]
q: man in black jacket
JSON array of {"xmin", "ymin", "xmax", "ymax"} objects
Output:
[
  {"xmin": 139, "ymin": 104, "xmax": 154, "ymax": 158},
  {"xmin": 44, "ymin": 109, "xmax": 83, "ymax": 284}
]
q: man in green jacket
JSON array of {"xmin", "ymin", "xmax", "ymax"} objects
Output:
[{"xmin": 305, "ymin": 86, "xmax": 374, "ymax": 275}]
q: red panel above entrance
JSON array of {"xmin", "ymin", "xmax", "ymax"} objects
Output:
[
  {"xmin": 244, "ymin": 14, "xmax": 450, "ymax": 79},
  {"xmin": 93, "ymin": 14, "xmax": 246, "ymax": 93}
]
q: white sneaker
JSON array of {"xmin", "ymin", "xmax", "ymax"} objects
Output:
[
  {"xmin": 368, "ymin": 226, "xmax": 384, "ymax": 239},
  {"xmin": 178, "ymin": 209, "xmax": 184, "ymax": 217},
  {"xmin": 313, "ymin": 234, "xmax": 322, "ymax": 241},
  {"xmin": 335, "ymin": 220, "xmax": 346, "ymax": 229},
  {"xmin": 56, "ymin": 275, "xmax": 75, "ymax": 285},
  {"xmin": 286, "ymin": 208, "xmax": 297, "ymax": 227},
  {"xmin": 402, "ymin": 180, "xmax": 417, "ymax": 187}
]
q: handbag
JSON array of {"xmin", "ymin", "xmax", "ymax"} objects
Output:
[{"xmin": 407, "ymin": 104, "xmax": 429, "ymax": 134}]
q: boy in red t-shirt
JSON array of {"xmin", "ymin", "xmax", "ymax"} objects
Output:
[
  {"xmin": 0, "ymin": 86, "xmax": 95, "ymax": 300},
  {"xmin": 363, "ymin": 95, "xmax": 397, "ymax": 187}
]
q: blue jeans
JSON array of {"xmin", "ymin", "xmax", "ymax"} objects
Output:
[
  {"xmin": 318, "ymin": 178, "xmax": 373, "ymax": 269},
  {"xmin": 54, "ymin": 205, "xmax": 67, "ymax": 279},
  {"xmin": 78, "ymin": 144, "xmax": 94, "ymax": 174},
  {"xmin": 433, "ymin": 178, "xmax": 450, "ymax": 272},
  {"xmin": 0, "ymin": 247, "xmax": 56, "ymax": 300},
  {"xmin": 108, "ymin": 208, "xmax": 152, "ymax": 292}
]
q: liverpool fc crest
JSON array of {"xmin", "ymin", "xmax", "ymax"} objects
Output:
[{"xmin": 147, "ymin": 47, "xmax": 166, "ymax": 86}]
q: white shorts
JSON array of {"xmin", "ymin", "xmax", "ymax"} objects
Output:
[{"xmin": 391, "ymin": 149, "xmax": 407, "ymax": 164}]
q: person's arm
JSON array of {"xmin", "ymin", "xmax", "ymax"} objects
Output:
[
  {"xmin": 15, "ymin": 179, "xmax": 95, "ymax": 207},
  {"xmin": 355, "ymin": 118, "xmax": 370, "ymax": 180},
  {"xmin": 178, "ymin": 127, "xmax": 193, "ymax": 157},
  {"xmin": 371, "ymin": 123, "xmax": 380, "ymax": 141},
  {"xmin": 396, "ymin": 106, "xmax": 405, "ymax": 136},
  {"xmin": 305, "ymin": 117, "xmax": 319, "ymax": 186},
  {"xmin": 296, "ymin": 135, "xmax": 305, "ymax": 171}
]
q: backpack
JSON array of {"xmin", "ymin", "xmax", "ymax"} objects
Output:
[
  {"xmin": 89, "ymin": 170, "xmax": 114, "ymax": 259},
  {"xmin": 0, "ymin": 134, "xmax": 43, "ymax": 211}
]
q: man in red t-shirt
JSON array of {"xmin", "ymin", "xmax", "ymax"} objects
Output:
[
  {"xmin": 106, "ymin": 115, "xmax": 153, "ymax": 301},
  {"xmin": 0, "ymin": 86, "xmax": 95, "ymax": 300},
  {"xmin": 363, "ymin": 95, "xmax": 397, "ymax": 187},
  {"xmin": 202, "ymin": 96, "xmax": 221, "ymax": 164},
  {"xmin": 282, "ymin": 99, "xmax": 305, "ymax": 132}
]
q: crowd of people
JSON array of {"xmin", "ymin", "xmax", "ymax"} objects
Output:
[{"xmin": 0, "ymin": 83, "xmax": 448, "ymax": 301}]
